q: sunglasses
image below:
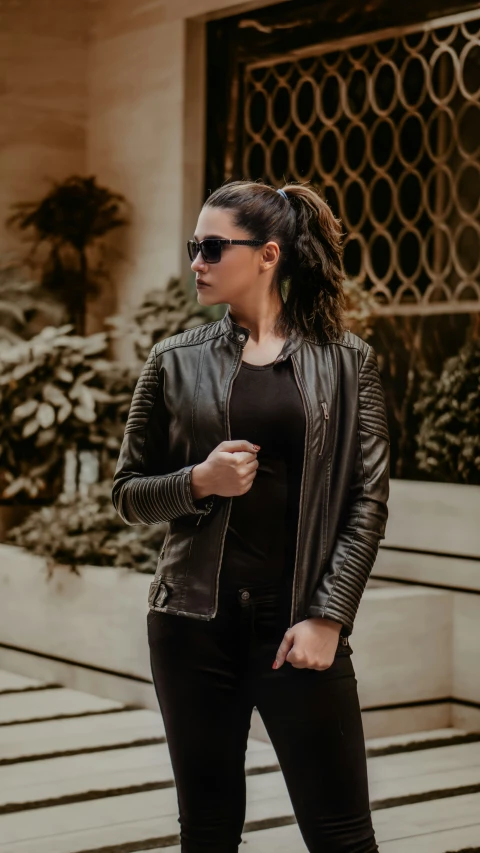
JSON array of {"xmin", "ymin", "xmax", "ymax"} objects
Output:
[{"xmin": 187, "ymin": 238, "xmax": 264, "ymax": 264}]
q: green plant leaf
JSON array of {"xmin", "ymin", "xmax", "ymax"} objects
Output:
[
  {"xmin": 0, "ymin": 278, "xmax": 207, "ymax": 500},
  {"xmin": 12, "ymin": 399, "xmax": 38, "ymax": 422},
  {"xmin": 73, "ymin": 404, "xmax": 97, "ymax": 423},
  {"xmin": 57, "ymin": 402, "xmax": 72, "ymax": 423},
  {"xmin": 5, "ymin": 479, "xmax": 165, "ymax": 570},
  {"xmin": 55, "ymin": 367, "xmax": 74, "ymax": 383},
  {"xmin": 71, "ymin": 384, "xmax": 95, "ymax": 411},
  {"xmin": 89, "ymin": 387, "xmax": 114, "ymax": 403},
  {"xmin": 22, "ymin": 418, "xmax": 40, "ymax": 438},
  {"xmin": 12, "ymin": 361, "xmax": 38, "ymax": 381},
  {"xmin": 3, "ymin": 475, "xmax": 32, "ymax": 498},
  {"xmin": 37, "ymin": 402, "xmax": 56, "ymax": 428},
  {"xmin": 36, "ymin": 428, "xmax": 56, "ymax": 447},
  {"xmin": 0, "ymin": 300, "xmax": 26, "ymax": 324},
  {"xmin": 414, "ymin": 338, "xmax": 480, "ymax": 484},
  {"xmin": 43, "ymin": 383, "xmax": 69, "ymax": 407}
]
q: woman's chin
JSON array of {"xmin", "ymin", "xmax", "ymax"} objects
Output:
[{"xmin": 196, "ymin": 288, "xmax": 218, "ymax": 304}]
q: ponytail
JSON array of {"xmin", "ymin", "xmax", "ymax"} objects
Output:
[{"xmin": 204, "ymin": 179, "xmax": 346, "ymax": 343}]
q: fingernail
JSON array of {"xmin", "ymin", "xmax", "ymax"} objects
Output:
[
  {"xmin": 253, "ymin": 444, "xmax": 261, "ymax": 450},
  {"xmin": 272, "ymin": 660, "xmax": 278, "ymax": 669}
]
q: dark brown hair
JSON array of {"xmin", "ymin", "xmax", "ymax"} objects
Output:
[{"xmin": 204, "ymin": 179, "xmax": 346, "ymax": 342}]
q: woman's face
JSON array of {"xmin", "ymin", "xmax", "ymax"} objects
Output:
[{"xmin": 190, "ymin": 206, "xmax": 278, "ymax": 307}]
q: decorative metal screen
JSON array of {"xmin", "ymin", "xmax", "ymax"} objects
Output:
[{"xmin": 242, "ymin": 9, "xmax": 480, "ymax": 315}]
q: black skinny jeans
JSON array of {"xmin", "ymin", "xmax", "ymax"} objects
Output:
[{"xmin": 147, "ymin": 574, "xmax": 379, "ymax": 853}]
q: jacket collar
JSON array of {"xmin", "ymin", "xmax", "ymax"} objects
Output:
[{"xmin": 220, "ymin": 307, "xmax": 304, "ymax": 365}]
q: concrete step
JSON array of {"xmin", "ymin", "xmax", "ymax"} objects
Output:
[
  {"xmin": 0, "ymin": 740, "xmax": 277, "ymax": 807},
  {"xmin": 159, "ymin": 794, "xmax": 480, "ymax": 852},
  {"xmin": 1, "ymin": 729, "xmax": 480, "ymax": 811},
  {"xmin": 1, "ymin": 657, "xmax": 479, "ymax": 853},
  {"xmin": 0, "ymin": 709, "xmax": 167, "ymax": 762},
  {"xmin": 0, "ymin": 671, "xmax": 57, "ymax": 693},
  {"xmin": 0, "ymin": 557, "xmax": 456, "ymax": 736},
  {"xmin": 0, "ymin": 688, "xmax": 123, "ymax": 726},
  {"xmin": 2, "ymin": 782, "xmax": 480, "ymax": 852}
]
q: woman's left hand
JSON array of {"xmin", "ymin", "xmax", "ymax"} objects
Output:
[{"xmin": 273, "ymin": 617, "xmax": 342, "ymax": 671}]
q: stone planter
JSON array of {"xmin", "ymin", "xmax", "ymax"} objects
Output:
[
  {"xmin": 0, "ymin": 544, "xmax": 152, "ymax": 684},
  {"xmin": 0, "ymin": 540, "xmax": 461, "ymax": 739},
  {"xmin": 374, "ymin": 478, "xmax": 480, "ymax": 719},
  {"xmin": 1, "ymin": 477, "xmax": 479, "ymax": 737}
]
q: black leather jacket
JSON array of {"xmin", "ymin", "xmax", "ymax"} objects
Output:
[{"xmin": 111, "ymin": 307, "xmax": 390, "ymax": 637}]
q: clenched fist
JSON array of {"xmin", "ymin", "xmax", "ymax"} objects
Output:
[{"xmin": 191, "ymin": 440, "xmax": 260, "ymax": 499}]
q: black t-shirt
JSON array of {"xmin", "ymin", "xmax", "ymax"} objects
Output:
[{"xmin": 219, "ymin": 355, "xmax": 306, "ymax": 588}]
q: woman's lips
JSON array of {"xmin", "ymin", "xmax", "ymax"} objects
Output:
[{"xmin": 196, "ymin": 279, "xmax": 211, "ymax": 287}]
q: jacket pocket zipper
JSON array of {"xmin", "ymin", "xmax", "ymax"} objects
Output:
[
  {"xmin": 159, "ymin": 528, "xmax": 171, "ymax": 560},
  {"xmin": 318, "ymin": 402, "xmax": 329, "ymax": 457}
]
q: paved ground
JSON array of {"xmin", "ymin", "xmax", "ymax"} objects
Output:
[{"xmin": 1, "ymin": 668, "xmax": 480, "ymax": 852}]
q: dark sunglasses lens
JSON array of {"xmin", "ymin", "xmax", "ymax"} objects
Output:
[
  {"xmin": 202, "ymin": 240, "xmax": 222, "ymax": 263},
  {"xmin": 187, "ymin": 241, "xmax": 198, "ymax": 262}
]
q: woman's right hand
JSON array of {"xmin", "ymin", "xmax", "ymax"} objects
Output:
[{"xmin": 191, "ymin": 440, "xmax": 260, "ymax": 499}]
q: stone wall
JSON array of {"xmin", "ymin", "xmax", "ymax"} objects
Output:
[{"xmin": 0, "ymin": 0, "xmax": 88, "ymax": 252}]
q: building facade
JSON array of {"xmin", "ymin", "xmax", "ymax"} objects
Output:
[{"xmin": 1, "ymin": 0, "xmax": 479, "ymax": 349}]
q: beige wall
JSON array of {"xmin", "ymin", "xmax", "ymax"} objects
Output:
[
  {"xmin": 0, "ymin": 1, "xmax": 88, "ymax": 253},
  {"xmin": 87, "ymin": 14, "xmax": 190, "ymax": 332},
  {"xmin": 1, "ymin": 0, "xmax": 284, "ymax": 346},
  {"xmin": 87, "ymin": 0, "xmax": 250, "ymax": 342}
]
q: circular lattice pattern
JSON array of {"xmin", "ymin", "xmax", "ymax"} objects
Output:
[{"xmin": 242, "ymin": 12, "xmax": 480, "ymax": 313}]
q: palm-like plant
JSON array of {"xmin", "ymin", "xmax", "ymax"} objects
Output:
[{"xmin": 7, "ymin": 176, "xmax": 129, "ymax": 336}]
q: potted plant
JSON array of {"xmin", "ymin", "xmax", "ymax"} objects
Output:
[
  {"xmin": 5, "ymin": 479, "xmax": 166, "ymax": 574},
  {"xmin": 7, "ymin": 175, "xmax": 129, "ymax": 336},
  {"xmin": 414, "ymin": 337, "xmax": 480, "ymax": 485},
  {"xmin": 0, "ymin": 323, "xmax": 135, "ymax": 505}
]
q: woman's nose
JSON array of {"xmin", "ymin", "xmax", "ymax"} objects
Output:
[{"xmin": 191, "ymin": 253, "xmax": 207, "ymax": 273}]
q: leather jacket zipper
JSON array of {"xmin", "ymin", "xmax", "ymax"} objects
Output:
[
  {"xmin": 290, "ymin": 353, "xmax": 311, "ymax": 628},
  {"xmin": 210, "ymin": 347, "xmax": 243, "ymax": 618},
  {"xmin": 318, "ymin": 402, "xmax": 329, "ymax": 457},
  {"xmin": 159, "ymin": 528, "xmax": 170, "ymax": 560}
]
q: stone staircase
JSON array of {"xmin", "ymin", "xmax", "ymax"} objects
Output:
[{"xmin": 1, "ymin": 667, "xmax": 480, "ymax": 852}]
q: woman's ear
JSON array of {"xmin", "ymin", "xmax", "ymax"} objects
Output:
[{"xmin": 260, "ymin": 240, "xmax": 281, "ymax": 271}]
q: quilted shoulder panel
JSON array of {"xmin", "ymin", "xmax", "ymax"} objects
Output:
[
  {"xmin": 358, "ymin": 345, "xmax": 389, "ymax": 441},
  {"xmin": 124, "ymin": 320, "xmax": 223, "ymax": 436},
  {"xmin": 153, "ymin": 319, "xmax": 222, "ymax": 356},
  {"xmin": 124, "ymin": 346, "xmax": 160, "ymax": 434}
]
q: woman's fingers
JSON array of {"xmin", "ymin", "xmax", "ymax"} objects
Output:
[
  {"xmin": 272, "ymin": 621, "xmax": 338, "ymax": 671},
  {"xmin": 272, "ymin": 629, "xmax": 295, "ymax": 669}
]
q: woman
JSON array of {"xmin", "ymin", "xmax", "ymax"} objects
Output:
[{"xmin": 112, "ymin": 180, "xmax": 390, "ymax": 852}]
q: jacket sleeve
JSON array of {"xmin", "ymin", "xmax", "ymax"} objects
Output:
[
  {"xmin": 111, "ymin": 345, "xmax": 214, "ymax": 525},
  {"xmin": 306, "ymin": 344, "xmax": 390, "ymax": 635}
]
